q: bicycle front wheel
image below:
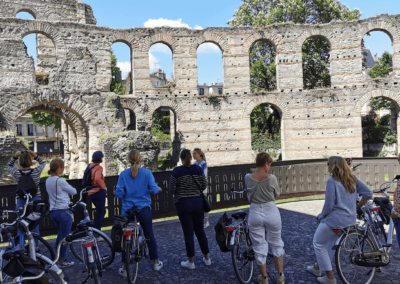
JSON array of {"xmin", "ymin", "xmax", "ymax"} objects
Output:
[
  {"xmin": 335, "ymin": 229, "xmax": 377, "ymax": 284},
  {"xmin": 30, "ymin": 233, "xmax": 56, "ymax": 261},
  {"xmin": 231, "ymin": 229, "xmax": 254, "ymax": 284},
  {"xmin": 90, "ymin": 266, "xmax": 101, "ymax": 284},
  {"xmin": 126, "ymin": 240, "xmax": 139, "ymax": 284},
  {"xmin": 69, "ymin": 228, "xmax": 115, "ymax": 267}
]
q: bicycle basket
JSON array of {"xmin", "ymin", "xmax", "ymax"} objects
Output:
[
  {"xmin": 373, "ymin": 197, "xmax": 393, "ymax": 225},
  {"xmin": 214, "ymin": 213, "xmax": 233, "ymax": 253},
  {"xmin": 24, "ymin": 200, "xmax": 50, "ymax": 231}
]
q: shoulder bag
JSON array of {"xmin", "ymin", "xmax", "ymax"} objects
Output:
[{"xmin": 189, "ymin": 167, "xmax": 211, "ymax": 213}]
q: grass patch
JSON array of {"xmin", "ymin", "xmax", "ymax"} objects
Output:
[{"xmin": 157, "ymin": 150, "xmax": 176, "ymax": 171}]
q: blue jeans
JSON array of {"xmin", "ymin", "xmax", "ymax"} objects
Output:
[
  {"xmin": 16, "ymin": 196, "xmax": 41, "ymax": 245},
  {"xmin": 175, "ymin": 196, "xmax": 210, "ymax": 258},
  {"xmin": 394, "ymin": 219, "xmax": 400, "ymax": 256},
  {"xmin": 50, "ymin": 209, "xmax": 73, "ymax": 260},
  {"xmin": 120, "ymin": 207, "xmax": 159, "ymax": 261},
  {"xmin": 89, "ymin": 189, "xmax": 106, "ymax": 232}
]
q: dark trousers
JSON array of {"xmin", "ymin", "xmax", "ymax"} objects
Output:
[
  {"xmin": 50, "ymin": 209, "xmax": 73, "ymax": 260},
  {"xmin": 121, "ymin": 207, "xmax": 159, "ymax": 261},
  {"xmin": 394, "ymin": 219, "xmax": 400, "ymax": 257},
  {"xmin": 89, "ymin": 189, "xmax": 106, "ymax": 232},
  {"xmin": 175, "ymin": 196, "xmax": 210, "ymax": 258}
]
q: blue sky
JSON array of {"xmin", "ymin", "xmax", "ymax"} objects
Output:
[{"xmin": 19, "ymin": 0, "xmax": 399, "ymax": 83}]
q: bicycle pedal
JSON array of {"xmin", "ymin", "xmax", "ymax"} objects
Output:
[{"xmin": 377, "ymin": 267, "xmax": 383, "ymax": 273}]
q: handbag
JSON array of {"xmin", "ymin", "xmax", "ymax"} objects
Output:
[{"xmin": 189, "ymin": 167, "xmax": 211, "ymax": 213}]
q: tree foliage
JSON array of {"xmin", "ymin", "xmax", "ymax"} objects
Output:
[
  {"xmin": 29, "ymin": 112, "xmax": 61, "ymax": 130},
  {"xmin": 229, "ymin": 0, "xmax": 361, "ymax": 90},
  {"xmin": 250, "ymin": 104, "xmax": 281, "ymax": 150},
  {"xmin": 151, "ymin": 108, "xmax": 171, "ymax": 141},
  {"xmin": 110, "ymin": 49, "xmax": 126, "ymax": 95},
  {"xmin": 368, "ymin": 52, "xmax": 392, "ymax": 79},
  {"xmin": 362, "ymin": 112, "xmax": 391, "ymax": 144}
]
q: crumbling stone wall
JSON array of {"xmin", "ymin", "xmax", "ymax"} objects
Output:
[
  {"xmin": 1, "ymin": 0, "xmax": 400, "ymax": 173},
  {"xmin": 0, "ymin": 133, "xmax": 27, "ymax": 185}
]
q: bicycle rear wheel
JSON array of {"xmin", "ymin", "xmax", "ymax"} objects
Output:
[
  {"xmin": 69, "ymin": 228, "xmax": 115, "ymax": 267},
  {"xmin": 231, "ymin": 228, "xmax": 254, "ymax": 284},
  {"xmin": 335, "ymin": 229, "xmax": 377, "ymax": 284},
  {"xmin": 126, "ymin": 239, "xmax": 139, "ymax": 284}
]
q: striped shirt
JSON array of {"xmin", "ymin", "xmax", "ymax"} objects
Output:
[
  {"xmin": 392, "ymin": 180, "xmax": 400, "ymax": 218},
  {"xmin": 8, "ymin": 156, "xmax": 45, "ymax": 198},
  {"xmin": 169, "ymin": 164, "xmax": 207, "ymax": 203}
]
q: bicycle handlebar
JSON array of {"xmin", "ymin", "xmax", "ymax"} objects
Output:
[
  {"xmin": 351, "ymin": 163, "xmax": 362, "ymax": 171},
  {"xmin": 374, "ymin": 177, "xmax": 397, "ymax": 198}
]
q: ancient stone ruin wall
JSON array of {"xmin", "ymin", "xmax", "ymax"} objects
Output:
[
  {"xmin": 0, "ymin": 133, "xmax": 27, "ymax": 185},
  {"xmin": 1, "ymin": 0, "xmax": 400, "ymax": 175}
]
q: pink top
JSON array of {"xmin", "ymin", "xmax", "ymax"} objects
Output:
[{"xmin": 392, "ymin": 181, "xmax": 400, "ymax": 217}]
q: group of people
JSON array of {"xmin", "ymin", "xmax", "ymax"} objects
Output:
[{"xmin": 7, "ymin": 149, "xmax": 400, "ymax": 284}]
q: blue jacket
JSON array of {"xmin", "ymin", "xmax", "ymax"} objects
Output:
[{"xmin": 115, "ymin": 168, "xmax": 160, "ymax": 215}]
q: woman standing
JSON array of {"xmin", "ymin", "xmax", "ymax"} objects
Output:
[
  {"xmin": 193, "ymin": 148, "xmax": 210, "ymax": 228},
  {"xmin": 46, "ymin": 159, "xmax": 77, "ymax": 267},
  {"xmin": 169, "ymin": 149, "xmax": 211, "ymax": 269},
  {"xmin": 307, "ymin": 156, "xmax": 372, "ymax": 284},
  {"xmin": 245, "ymin": 152, "xmax": 285, "ymax": 284},
  {"xmin": 392, "ymin": 155, "xmax": 400, "ymax": 255},
  {"xmin": 115, "ymin": 149, "xmax": 163, "ymax": 277},
  {"xmin": 8, "ymin": 150, "xmax": 45, "ymax": 241}
]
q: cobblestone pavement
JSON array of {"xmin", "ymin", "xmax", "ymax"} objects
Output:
[{"xmin": 57, "ymin": 200, "xmax": 399, "ymax": 284}]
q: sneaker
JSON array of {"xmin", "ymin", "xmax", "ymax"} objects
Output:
[
  {"xmin": 277, "ymin": 273, "xmax": 285, "ymax": 284},
  {"xmin": 204, "ymin": 220, "xmax": 210, "ymax": 228},
  {"xmin": 57, "ymin": 261, "xmax": 74, "ymax": 268},
  {"xmin": 307, "ymin": 263, "xmax": 322, "ymax": 277},
  {"xmin": 317, "ymin": 275, "xmax": 337, "ymax": 284},
  {"xmin": 257, "ymin": 274, "xmax": 269, "ymax": 284},
  {"xmin": 203, "ymin": 257, "xmax": 211, "ymax": 266},
  {"xmin": 154, "ymin": 261, "xmax": 163, "ymax": 271},
  {"xmin": 118, "ymin": 267, "xmax": 127, "ymax": 278},
  {"xmin": 181, "ymin": 260, "xmax": 195, "ymax": 270}
]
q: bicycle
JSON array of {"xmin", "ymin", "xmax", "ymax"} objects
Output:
[
  {"xmin": 334, "ymin": 177, "xmax": 397, "ymax": 284},
  {"xmin": 113, "ymin": 208, "xmax": 149, "ymax": 284},
  {"xmin": 68, "ymin": 188, "xmax": 115, "ymax": 268}
]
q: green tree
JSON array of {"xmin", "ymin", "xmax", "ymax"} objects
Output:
[
  {"xmin": 110, "ymin": 49, "xmax": 126, "ymax": 95},
  {"xmin": 29, "ymin": 112, "xmax": 61, "ymax": 130},
  {"xmin": 229, "ymin": 0, "xmax": 361, "ymax": 90},
  {"xmin": 151, "ymin": 109, "xmax": 171, "ymax": 141},
  {"xmin": 368, "ymin": 51, "xmax": 392, "ymax": 79}
]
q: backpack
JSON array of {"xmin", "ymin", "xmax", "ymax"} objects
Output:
[
  {"xmin": 214, "ymin": 213, "xmax": 233, "ymax": 252},
  {"xmin": 16, "ymin": 170, "xmax": 38, "ymax": 199},
  {"xmin": 111, "ymin": 223, "xmax": 124, "ymax": 252},
  {"xmin": 82, "ymin": 164, "xmax": 98, "ymax": 188},
  {"xmin": 373, "ymin": 197, "xmax": 393, "ymax": 225}
]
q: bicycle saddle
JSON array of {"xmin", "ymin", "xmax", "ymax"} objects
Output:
[
  {"xmin": 2, "ymin": 245, "xmax": 26, "ymax": 261},
  {"xmin": 76, "ymin": 220, "xmax": 94, "ymax": 230},
  {"xmin": 126, "ymin": 209, "xmax": 141, "ymax": 216},
  {"xmin": 232, "ymin": 212, "xmax": 247, "ymax": 220}
]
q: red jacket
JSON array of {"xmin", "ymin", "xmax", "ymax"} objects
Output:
[{"xmin": 88, "ymin": 163, "xmax": 106, "ymax": 195}]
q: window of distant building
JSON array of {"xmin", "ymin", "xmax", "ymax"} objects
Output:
[
  {"xmin": 199, "ymin": 88, "xmax": 204, "ymax": 95},
  {"xmin": 154, "ymin": 81, "xmax": 159, "ymax": 87},
  {"xmin": 27, "ymin": 124, "xmax": 34, "ymax": 136},
  {"xmin": 16, "ymin": 124, "xmax": 22, "ymax": 136},
  {"xmin": 218, "ymin": 88, "xmax": 223, "ymax": 95}
]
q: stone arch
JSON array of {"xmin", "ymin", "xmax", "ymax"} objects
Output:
[
  {"xmin": 110, "ymin": 31, "xmax": 140, "ymax": 51},
  {"xmin": 358, "ymin": 20, "xmax": 400, "ymax": 43},
  {"xmin": 294, "ymin": 29, "xmax": 336, "ymax": 51},
  {"xmin": 14, "ymin": 7, "xmax": 39, "ymax": 19},
  {"xmin": 353, "ymin": 90, "xmax": 400, "ymax": 116},
  {"xmin": 243, "ymin": 95, "xmax": 290, "ymax": 120},
  {"xmin": 141, "ymin": 33, "xmax": 180, "ymax": 54},
  {"xmin": 242, "ymin": 31, "xmax": 282, "ymax": 54},
  {"xmin": 190, "ymin": 33, "xmax": 230, "ymax": 56},
  {"xmin": 120, "ymin": 99, "xmax": 140, "ymax": 130},
  {"xmin": 145, "ymin": 99, "xmax": 184, "ymax": 121}
]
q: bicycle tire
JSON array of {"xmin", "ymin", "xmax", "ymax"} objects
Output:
[
  {"xmin": 90, "ymin": 265, "xmax": 101, "ymax": 284},
  {"xmin": 231, "ymin": 228, "xmax": 254, "ymax": 284},
  {"xmin": 335, "ymin": 229, "xmax": 377, "ymax": 284},
  {"xmin": 15, "ymin": 233, "xmax": 56, "ymax": 261},
  {"xmin": 126, "ymin": 238, "xmax": 139, "ymax": 284},
  {"xmin": 69, "ymin": 228, "xmax": 115, "ymax": 267}
]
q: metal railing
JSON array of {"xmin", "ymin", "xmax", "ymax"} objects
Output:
[{"xmin": 0, "ymin": 158, "xmax": 397, "ymax": 236}]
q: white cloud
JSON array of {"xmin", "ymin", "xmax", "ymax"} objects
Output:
[
  {"xmin": 194, "ymin": 25, "xmax": 203, "ymax": 30},
  {"xmin": 197, "ymin": 42, "xmax": 221, "ymax": 54},
  {"xmin": 144, "ymin": 18, "xmax": 203, "ymax": 30},
  {"xmin": 150, "ymin": 43, "xmax": 172, "ymax": 54},
  {"xmin": 116, "ymin": 62, "xmax": 131, "ymax": 79},
  {"xmin": 149, "ymin": 53, "xmax": 161, "ymax": 70}
]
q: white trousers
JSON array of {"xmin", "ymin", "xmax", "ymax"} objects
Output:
[
  {"xmin": 248, "ymin": 202, "xmax": 285, "ymax": 265},
  {"xmin": 313, "ymin": 223, "xmax": 340, "ymax": 272}
]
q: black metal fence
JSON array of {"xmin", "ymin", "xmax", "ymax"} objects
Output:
[{"xmin": 1, "ymin": 158, "xmax": 398, "ymax": 236}]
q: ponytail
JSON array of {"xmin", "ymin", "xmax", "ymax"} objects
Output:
[{"xmin": 128, "ymin": 149, "xmax": 141, "ymax": 179}]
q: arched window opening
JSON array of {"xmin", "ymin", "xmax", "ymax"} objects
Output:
[
  {"xmin": 250, "ymin": 104, "xmax": 282, "ymax": 160},
  {"xmin": 124, "ymin": 109, "xmax": 136, "ymax": 130},
  {"xmin": 16, "ymin": 11, "xmax": 35, "ymax": 20},
  {"xmin": 362, "ymin": 97, "xmax": 398, "ymax": 157},
  {"xmin": 302, "ymin": 36, "xmax": 331, "ymax": 89},
  {"xmin": 111, "ymin": 42, "xmax": 131, "ymax": 95},
  {"xmin": 197, "ymin": 43, "xmax": 223, "ymax": 96},
  {"xmin": 362, "ymin": 31, "xmax": 393, "ymax": 78},
  {"xmin": 22, "ymin": 32, "xmax": 56, "ymax": 86},
  {"xmin": 249, "ymin": 40, "xmax": 276, "ymax": 92},
  {"xmin": 149, "ymin": 43, "xmax": 173, "ymax": 88}
]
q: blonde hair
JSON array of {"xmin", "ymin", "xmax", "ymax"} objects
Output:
[
  {"xmin": 48, "ymin": 159, "xmax": 64, "ymax": 175},
  {"xmin": 128, "ymin": 149, "xmax": 141, "ymax": 179},
  {"xmin": 328, "ymin": 156, "xmax": 358, "ymax": 194},
  {"xmin": 19, "ymin": 152, "xmax": 34, "ymax": 168},
  {"xmin": 194, "ymin": 148, "xmax": 206, "ymax": 162}
]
